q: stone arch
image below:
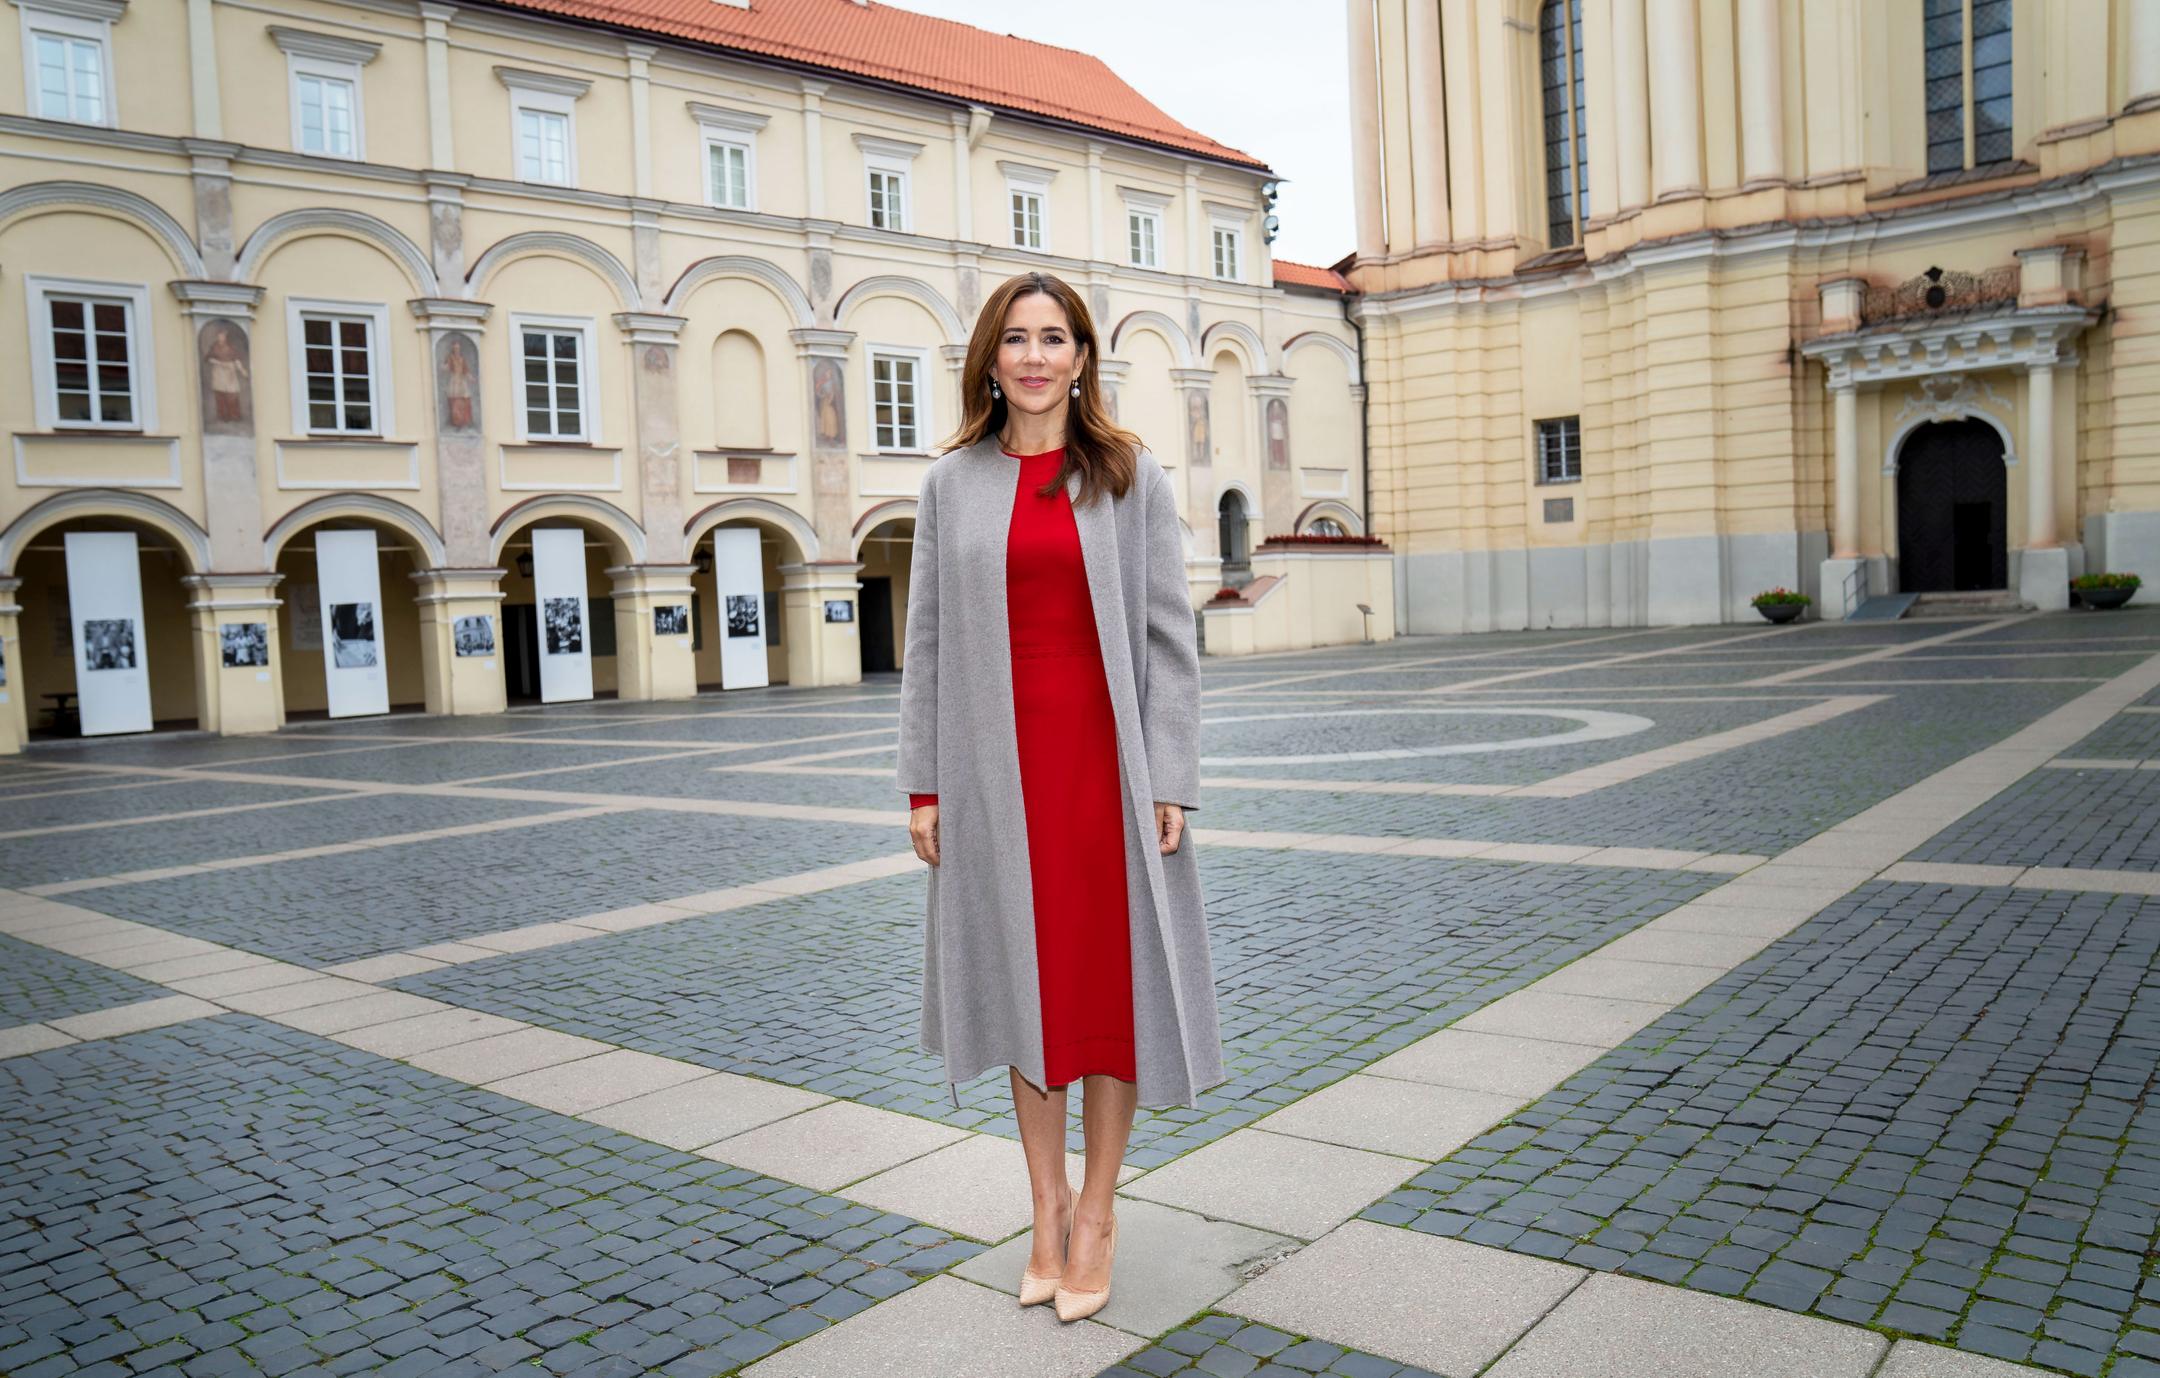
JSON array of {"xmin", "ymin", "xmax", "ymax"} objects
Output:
[
  {"xmin": 1111, "ymin": 310, "xmax": 1196, "ymax": 369},
  {"xmin": 1884, "ymin": 404, "xmax": 2018, "ymax": 473},
  {"xmin": 833, "ymin": 275, "xmax": 966, "ymax": 342},
  {"xmin": 1284, "ymin": 330, "xmax": 1362, "ymax": 385},
  {"xmin": 264, "ymin": 494, "xmax": 448, "ymax": 569},
  {"xmin": 664, "ymin": 255, "xmax": 814, "ymax": 326},
  {"xmin": 1294, "ymin": 499, "xmax": 1365, "ymax": 534},
  {"xmin": 469, "ymin": 231, "xmax": 640, "ymax": 312},
  {"xmin": 491, "ymin": 495, "xmax": 646, "ymax": 565},
  {"xmin": 236, "ymin": 208, "xmax": 439, "ymax": 297},
  {"xmin": 1201, "ymin": 320, "xmax": 1270, "ymax": 374},
  {"xmin": 0, "ymin": 490, "xmax": 211, "ymax": 577},
  {"xmin": 0, "ymin": 181, "xmax": 206, "ymax": 279},
  {"xmin": 852, "ymin": 498, "xmax": 917, "ymax": 554},
  {"xmin": 685, "ymin": 498, "xmax": 819, "ymax": 565}
]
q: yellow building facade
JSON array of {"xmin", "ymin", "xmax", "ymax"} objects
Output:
[
  {"xmin": 1346, "ymin": 0, "xmax": 2160, "ymax": 629},
  {"xmin": 0, "ymin": 0, "xmax": 1366, "ymax": 749}
]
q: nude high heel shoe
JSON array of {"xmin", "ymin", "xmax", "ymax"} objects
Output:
[
  {"xmin": 1053, "ymin": 1207, "xmax": 1117, "ymax": 1323},
  {"xmin": 1018, "ymin": 1184, "xmax": 1075, "ymax": 1307}
]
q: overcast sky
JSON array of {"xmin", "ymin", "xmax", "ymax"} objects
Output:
[{"xmin": 889, "ymin": 0, "xmax": 1356, "ymax": 268}]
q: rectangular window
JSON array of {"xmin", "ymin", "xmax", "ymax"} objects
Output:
[
  {"xmin": 1536, "ymin": 416, "xmax": 1582, "ymax": 484},
  {"xmin": 707, "ymin": 138, "xmax": 750, "ymax": 209},
  {"xmin": 301, "ymin": 314, "xmax": 377, "ymax": 434},
  {"xmin": 32, "ymin": 29, "xmax": 104, "ymax": 123},
  {"xmin": 295, "ymin": 70, "xmax": 357, "ymax": 157},
  {"xmin": 1212, "ymin": 225, "xmax": 1242, "ymax": 281},
  {"xmin": 46, "ymin": 292, "xmax": 135, "ymax": 427},
  {"xmin": 517, "ymin": 106, "xmax": 571, "ymax": 184},
  {"xmin": 1010, "ymin": 188, "xmax": 1044, "ymax": 249},
  {"xmin": 1924, "ymin": 0, "xmax": 2013, "ymax": 175},
  {"xmin": 521, "ymin": 326, "xmax": 587, "ymax": 440},
  {"xmin": 871, "ymin": 352, "xmax": 920, "ymax": 451},
  {"xmin": 868, "ymin": 168, "xmax": 907, "ymax": 231},
  {"xmin": 1128, "ymin": 209, "xmax": 1160, "ymax": 268}
]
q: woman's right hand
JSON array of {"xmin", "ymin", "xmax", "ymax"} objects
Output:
[{"xmin": 910, "ymin": 803, "xmax": 940, "ymax": 866}]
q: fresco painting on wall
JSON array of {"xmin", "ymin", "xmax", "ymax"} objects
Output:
[
  {"xmin": 437, "ymin": 333, "xmax": 481, "ymax": 433},
  {"xmin": 812, "ymin": 357, "xmax": 845, "ymax": 450},
  {"xmin": 199, "ymin": 319, "xmax": 251, "ymax": 436},
  {"xmin": 1266, "ymin": 397, "xmax": 1290, "ymax": 471}
]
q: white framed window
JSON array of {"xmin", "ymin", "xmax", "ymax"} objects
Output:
[
  {"xmin": 1121, "ymin": 187, "xmax": 1171, "ymax": 270},
  {"xmin": 999, "ymin": 161, "xmax": 1055, "ymax": 252},
  {"xmin": 508, "ymin": 313, "xmax": 600, "ymax": 443},
  {"xmin": 690, "ymin": 102, "xmax": 766, "ymax": 211},
  {"xmin": 854, "ymin": 134, "xmax": 922, "ymax": 233},
  {"xmin": 17, "ymin": 0, "xmax": 121, "ymax": 127},
  {"xmin": 270, "ymin": 28, "xmax": 379, "ymax": 161},
  {"xmin": 25, "ymin": 274, "xmax": 154, "ymax": 431},
  {"xmin": 495, "ymin": 66, "xmax": 590, "ymax": 187},
  {"xmin": 1211, "ymin": 222, "xmax": 1244, "ymax": 282},
  {"xmin": 867, "ymin": 346, "xmax": 930, "ymax": 453},
  {"xmin": 1535, "ymin": 416, "xmax": 1582, "ymax": 484},
  {"xmin": 285, "ymin": 298, "xmax": 393, "ymax": 437}
]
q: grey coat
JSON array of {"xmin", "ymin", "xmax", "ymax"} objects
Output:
[{"xmin": 895, "ymin": 435, "xmax": 1226, "ymax": 1110}]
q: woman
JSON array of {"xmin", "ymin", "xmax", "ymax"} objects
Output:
[{"xmin": 895, "ymin": 272, "xmax": 1225, "ymax": 1325}]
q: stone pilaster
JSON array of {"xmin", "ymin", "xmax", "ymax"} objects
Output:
[
  {"xmin": 1170, "ymin": 367, "xmax": 1218, "ymax": 559},
  {"xmin": 183, "ymin": 140, "xmax": 240, "ymax": 280},
  {"xmin": 616, "ymin": 311, "xmax": 689, "ymax": 564},
  {"xmin": 1095, "ymin": 358, "xmax": 1130, "ymax": 423},
  {"xmin": 411, "ymin": 568, "xmax": 507, "ymax": 715},
  {"xmin": 1250, "ymin": 374, "xmax": 1296, "ymax": 538},
  {"xmin": 606, "ymin": 563, "xmax": 699, "ymax": 701},
  {"xmin": 410, "ymin": 298, "xmax": 494, "ymax": 566},
  {"xmin": 791, "ymin": 326, "xmax": 859, "ymax": 564},
  {"xmin": 778, "ymin": 560, "xmax": 864, "ymax": 688},
  {"xmin": 181, "ymin": 573, "xmax": 285, "ymax": 735},
  {"xmin": 169, "ymin": 281, "xmax": 268, "ymax": 573},
  {"xmin": 0, "ymin": 578, "xmax": 23, "ymax": 755}
]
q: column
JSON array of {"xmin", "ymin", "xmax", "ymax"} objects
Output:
[
  {"xmin": 186, "ymin": 0, "xmax": 220, "ymax": 138},
  {"xmin": 1251, "ymin": 375, "xmax": 1297, "ymax": 538},
  {"xmin": 2132, "ymin": 0, "xmax": 2160, "ymax": 110},
  {"xmin": 0, "ymin": 578, "xmax": 26, "ymax": 755},
  {"xmin": 2019, "ymin": 356, "xmax": 2070, "ymax": 610},
  {"xmin": 1086, "ymin": 141, "xmax": 1106, "ymax": 263},
  {"xmin": 181, "ymin": 573, "xmax": 285, "ymax": 736},
  {"xmin": 1171, "ymin": 368, "xmax": 1223, "ymax": 599},
  {"xmin": 950, "ymin": 110, "xmax": 974, "ymax": 241},
  {"xmin": 627, "ymin": 44, "xmax": 654, "ymax": 199},
  {"xmin": 1612, "ymin": 0, "xmax": 1651, "ymax": 210},
  {"xmin": 790, "ymin": 326, "xmax": 865, "ymax": 686},
  {"xmin": 606, "ymin": 563, "xmax": 699, "ymax": 701},
  {"xmin": 801, "ymin": 80, "xmax": 827, "ymax": 220},
  {"xmin": 1647, "ymin": 0, "xmax": 1702, "ymax": 199},
  {"xmin": 1832, "ymin": 383, "xmax": 1859, "ymax": 558},
  {"xmin": 1347, "ymin": 0, "xmax": 1385, "ymax": 259},
  {"xmin": 1737, "ymin": 0, "xmax": 1785, "ymax": 185},
  {"xmin": 421, "ymin": 3, "xmax": 457, "ymax": 170},
  {"xmin": 610, "ymin": 311, "xmax": 696, "ymax": 698},
  {"xmin": 410, "ymin": 298, "xmax": 505, "ymax": 715},
  {"xmin": 1183, "ymin": 164, "xmax": 1205, "ymax": 278},
  {"xmin": 1405, "ymin": 0, "xmax": 1450, "ymax": 248}
]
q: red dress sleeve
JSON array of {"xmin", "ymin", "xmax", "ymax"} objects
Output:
[{"xmin": 910, "ymin": 793, "xmax": 938, "ymax": 809}]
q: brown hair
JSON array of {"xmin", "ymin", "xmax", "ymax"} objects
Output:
[{"xmin": 938, "ymin": 271, "xmax": 1142, "ymax": 506}]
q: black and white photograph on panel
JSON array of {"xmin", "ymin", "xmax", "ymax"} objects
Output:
[
  {"xmin": 81, "ymin": 619, "xmax": 137, "ymax": 671},
  {"xmin": 329, "ymin": 602, "xmax": 378, "ymax": 669},
  {"xmin": 824, "ymin": 599, "xmax": 854, "ymax": 623},
  {"xmin": 453, "ymin": 615, "xmax": 495, "ymax": 657},
  {"xmin": 725, "ymin": 592, "xmax": 761, "ymax": 638},
  {"xmin": 543, "ymin": 597, "xmax": 584, "ymax": 655},
  {"xmin": 653, "ymin": 604, "xmax": 689, "ymax": 636},
  {"xmin": 220, "ymin": 622, "xmax": 268, "ymax": 668}
]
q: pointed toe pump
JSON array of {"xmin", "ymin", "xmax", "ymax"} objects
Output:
[
  {"xmin": 1053, "ymin": 1208, "xmax": 1117, "ymax": 1323},
  {"xmin": 1018, "ymin": 1184, "xmax": 1076, "ymax": 1307}
]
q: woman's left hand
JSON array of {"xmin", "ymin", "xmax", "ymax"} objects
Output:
[{"xmin": 1154, "ymin": 802, "xmax": 1185, "ymax": 855}]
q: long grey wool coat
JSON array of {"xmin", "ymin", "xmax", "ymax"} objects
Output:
[{"xmin": 895, "ymin": 435, "xmax": 1226, "ymax": 1110}]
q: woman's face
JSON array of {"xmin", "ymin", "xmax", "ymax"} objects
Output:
[{"xmin": 991, "ymin": 291, "xmax": 1088, "ymax": 417}]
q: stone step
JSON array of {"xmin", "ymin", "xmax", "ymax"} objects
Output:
[{"xmin": 1906, "ymin": 589, "xmax": 2028, "ymax": 617}]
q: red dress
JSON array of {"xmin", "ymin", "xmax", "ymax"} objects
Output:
[{"xmin": 909, "ymin": 445, "xmax": 1138, "ymax": 1087}]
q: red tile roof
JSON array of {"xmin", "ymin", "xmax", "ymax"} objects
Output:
[
  {"xmin": 1271, "ymin": 258, "xmax": 1355, "ymax": 293},
  {"xmin": 474, "ymin": 0, "xmax": 1268, "ymax": 170}
]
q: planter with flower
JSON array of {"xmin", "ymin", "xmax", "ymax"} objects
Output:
[
  {"xmin": 2071, "ymin": 572, "xmax": 2140, "ymax": 610},
  {"xmin": 1751, "ymin": 587, "xmax": 1811, "ymax": 623}
]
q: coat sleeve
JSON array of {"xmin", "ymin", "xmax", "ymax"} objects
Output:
[
  {"xmin": 1141, "ymin": 461, "xmax": 1202, "ymax": 812},
  {"xmin": 896, "ymin": 467, "xmax": 939, "ymax": 798}
]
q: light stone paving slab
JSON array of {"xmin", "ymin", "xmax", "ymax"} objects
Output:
[
  {"xmin": 953, "ymin": 1196, "xmax": 1294, "ymax": 1337},
  {"xmin": 1876, "ymin": 1340, "xmax": 2060, "ymax": 1377},
  {"xmin": 331, "ymin": 1007, "xmax": 529, "ymax": 1058},
  {"xmin": 47, "ymin": 994, "xmax": 225, "ymax": 1040},
  {"xmin": 1455, "ymin": 988, "xmax": 1670, "ymax": 1048},
  {"xmin": 1474, "ymin": 842, "xmax": 1601, "ymax": 865},
  {"xmin": 404, "ymin": 939, "xmax": 514, "ymax": 964},
  {"xmin": 1253, "ymin": 1073, "xmax": 1527, "ymax": 1160},
  {"xmin": 700, "ymin": 1099, "xmax": 973, "ymax": 1190},
  {"xmin": 1363, "ymin": 1028, "xmax": 1608, "ymax": 1099},
  {"xmin": 1591, "ymin": 925, "xmax": 1774, "ymax": 969},
  {"xmin": 1118, "ymin": 1128, "xmax": 1423, "ymax": 1240},
  {"xmin": 318, "ymin": 952, "xmax": 451, "ymax": 983},
  {"xmin": 482, "ymin": 1047, "xmax": 716, "ymax": 1115},
  {"xmin": 582, "ymin": 1072, "xmax": 830, "ymax": 1151},
  {"xmin": 1878, "ymin": 862, "xmax": 2027, "ymax": 887},
  {"xmin": 739, "ymin": 1274, "xmax": 1138, "ymax": 1378},
  {"xmin": 573, "ymin": 900, "xmax": 706, "ymax": 932},
  {"xmin": 409, "ymin": 1027, "xmax": 620, "ymax": 1085},
  {"xmin": 95, "ymin": 935, "xmax": 231, "ymax": 968},
  {"xmin": 455, "ymin": 921, "xmax": 604, "ymax": 954},
  {"xmin": 265, "ymin": 990, "xmax": 454, "ymax": 1036},
  {"xmin": 1532, "ymin": 955, "xmax": 1720, "ymax": 1004},
  {"xmin": 1484, "ymin": 1272, "xmax": 1885, "ymax": 1378},
  {"xmin": 165, "ymin": 961, "xmax": 331, "ymax": 999},
  {"xmin": 214, "ymin": 975, "xmax": 382, "ymax": 1016},
  {"xmin": 844, "ymin": 1133, "xmax": 1139, "ymax": 1242},
  {"xmin": 1219, "ymin": 1220, "xmax": 1584, "ymax": 1377},
  {"xmin": 2020, "ymin": 865, "xmax": 2160, "ymax": 895},
  {"xmin": 0, "ymin": 1024, "xmax": 77, "ymax": 1059},
  {"xmin": 125, "ymin": 950, "xmax": 279, "ymax": 983}
]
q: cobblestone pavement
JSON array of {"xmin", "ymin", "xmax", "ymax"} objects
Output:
[{"xmin": 4, "ymin": 611, "xmax": 2160, "ymax": 1377}]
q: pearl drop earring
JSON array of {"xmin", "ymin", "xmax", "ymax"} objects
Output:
[
  {"xmin": 989, "ymin": 378, "xmax": 1002, "ymax": 400},
  {"xmin": 1069, "ymin": 379, "xmax": 1080, "ymax": 398}
]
